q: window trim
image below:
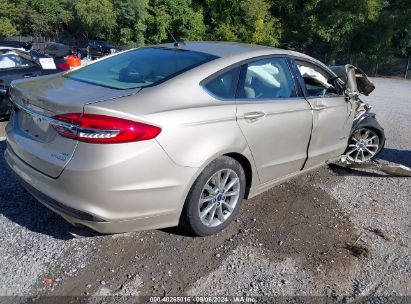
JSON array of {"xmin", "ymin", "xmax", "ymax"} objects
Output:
[
  {"xmin": 201, "ymin": 54, "xmax": 305, "ymax": 102},
  {"xmin": 200, "ymin": 62, "xmax": 243, "ymax": 101},
  {"xmin": 200, "ymin": 64, "xmax": 242, "ymax": 101}
]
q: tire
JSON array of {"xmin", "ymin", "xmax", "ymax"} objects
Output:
[
  {"xmin": 345, "ymin": 126, "xmax": 384, "ymax": 163},
  {"xmin": 180, "ymin": 156, "xmax": 246, "ymax": 236}
]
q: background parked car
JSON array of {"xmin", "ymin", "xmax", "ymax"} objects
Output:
[
  {"xmin": 0, "ymin": 48, "xmax": 69, "ymax": 119},
  {"xmin": 0, "ymin": 40, "xmax": 32, "ymax": 51},
  {"xmin": 31, "ymin": 42, "xmax": 70, "ymax": 58},
  {"xmin": 74, "ymin": 40, "xmax": 118, "ymax": 59}
]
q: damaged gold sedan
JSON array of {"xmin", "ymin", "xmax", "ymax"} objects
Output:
[{"xmin": 5, "ymin": 43, "xmax": 388, "ymax": 235}]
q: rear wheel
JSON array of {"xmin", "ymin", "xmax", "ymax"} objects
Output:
[
  {"xmin": 181, "ymin": 156, "xmax": 246, "ymax": 236},
  {"xmin": 345, "ymin": 127, "xmax": 383, "ymax": 163}
]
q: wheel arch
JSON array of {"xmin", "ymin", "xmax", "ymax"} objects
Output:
[
  {"xmin": 224, "ymin": 152, "xmax": 253, "ymax": 198},
  {"xmin": 351, "ymin": 113, "xmax": 386, "ymax": 153}
]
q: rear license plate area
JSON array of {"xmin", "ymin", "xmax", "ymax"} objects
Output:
[{"xmin": 17, "ymin": 110, "xmax": 52, "ymax": 141}]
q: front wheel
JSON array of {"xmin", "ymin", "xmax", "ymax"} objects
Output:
[
  {"xmin": 345, "ymin": 127, "xmax": 384, "ymax": 163},
  {"xmin": 180, "ymin": 156, "xmax": 246, "ymax": 236}
]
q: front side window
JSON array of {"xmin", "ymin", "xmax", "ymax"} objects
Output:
[
  {"xmin": 203, "ymin": 67, "xmax": 241, "ymax": 99},
  {"xmin": 237, "ymin": 57, "xmax": 297, "ymax": 99},
  {"xmin": 297, "ymin": 62, "xmax": 340, "ymax": 97},
  {"xmin": 66, "ymin": 47, "xmax": 217, "ymax": 90}
]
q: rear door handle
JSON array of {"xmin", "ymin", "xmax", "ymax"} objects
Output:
[
  {"xmin": 244, "ymin": 112, "xmax": 265, "ymax": 120},
  {"xmin": 23, "ymin": 74, "xmax": 35, "ymax": 78}
]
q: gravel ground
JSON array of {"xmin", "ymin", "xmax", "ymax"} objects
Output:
[{"xmin": 0, "ymin": 78, "xmax": 409, "ymax": 301}]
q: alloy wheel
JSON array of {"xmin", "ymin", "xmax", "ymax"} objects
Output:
[
  {"xmin": 346, "ymin": 128, "xmax": 380, "ymax": 163},
  {"xmin": 198, "ymin": 169, "xmax": 241, "ymax": 227}
]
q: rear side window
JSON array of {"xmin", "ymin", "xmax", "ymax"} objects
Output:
[
  {"xmin": 237, "ymin": 57, "xmax": 297, "ymax": 99},
  {"xmin": 203, "ymin": 67, "xmax": 241, "ymax": 99},
  {"xmin": 67, "ymin": 48, "xmax": 217, "ymax": 90}
]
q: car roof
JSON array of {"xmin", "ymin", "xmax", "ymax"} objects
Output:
[
  {"xmin": 157, "ymin": 41, "xmax": 334, "ymax": 74},
  {"xmin": 159, "ymin": 41, "xmax": 283, "ymax": 57},
  {"xmin": 0, "ymin": 46, "xmax": 23, "ymax": 51},
  {"xmin": 0, "ymin": 47, "xmax": 27, "ymax": 53}
]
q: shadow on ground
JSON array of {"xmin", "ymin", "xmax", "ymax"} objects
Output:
[
  {"xmin": 378, "ymin": 148, "xmax": 411, "ymax": 167},
  {"xmin": 0, "ymin": 141, "xmax": 87, "ymax": 240}
]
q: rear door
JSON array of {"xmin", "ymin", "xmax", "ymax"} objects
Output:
[
  {"xmin": 294, "ymin": 59, "xmax": 354, "ymax": 168},
  {"xmin": 235, "ymin": 56, "xmax": 313, "ymax": 183}
]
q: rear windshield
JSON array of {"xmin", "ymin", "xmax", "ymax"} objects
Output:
[{"xmin": 66, "ymin": 47, "xmax": 217, "ymax": 90}]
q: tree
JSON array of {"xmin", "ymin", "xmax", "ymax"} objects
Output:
[
  {"xmin": 113, "ymin": 0, "xmax": 148, "ymax": 46},
  {"xmin": 21, "ymin": 0, "xmax": 73, "ymax": 38},
  {"xmin": 74, "ymin": 0, "xmax": 117, "ymax": 39},
  {"xmin": 241, "ymin": 0, "xmax": 281, "ymax": 46},
  {"xmin": 201, "ymin": 0, "xmax": 281, "ymax": 46},
  {"xmin": 146, "ymin": 0, "xmax": 206, "ymax": 44},
  {"xmin": 0, "ymin": 18, "xmax": 18, "ymax": 38},
  {"xmin": 0, "ymin": 0, "xmax": 19, "ymax": 38},
  {"xmin": 269, "ymin": 0, "xmax": 387, "ymax": 63}
]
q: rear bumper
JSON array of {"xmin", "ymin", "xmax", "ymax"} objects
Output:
[
  {"xmin": 5, "ymin": 140, "xmax": 199, "ymax": 233},
  {"xmin": 7, "ymin": 168, "xmax": 180, "ymax": 233}
]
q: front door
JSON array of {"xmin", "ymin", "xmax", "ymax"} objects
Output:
[
  {"xmin": 294, "ymin": 60, "xmax": 355, "ymax": 168},
  {"xmin": 235, "ymin": 56, "xmax": 313, "ymax": 183}
]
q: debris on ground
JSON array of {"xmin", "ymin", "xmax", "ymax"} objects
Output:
[
  {"xmin": 346, "ymin": 242, "xmax": 370, "ymax": 258},
  {"xmin": 43, "ymin": 276, "xmax": 53, "ymax": 285},
  {"xmin": 371, "ymin": 228, "xmax": 390, "ymax": 241},
  {"xmin": 340, "ymin": 157, "xmax": 411, "ymax": 177}
]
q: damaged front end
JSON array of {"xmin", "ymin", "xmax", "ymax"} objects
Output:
[
  {"xmin": 332, "ymin": 65, "xmax": 411, "ymax": 175},
  {"xmin": 331, "ymin": 64, "xmax": 374, "ymax": 120},
  {"xmin": 331, "ymin": 65, "xmax": 385, "ymax": 163}
]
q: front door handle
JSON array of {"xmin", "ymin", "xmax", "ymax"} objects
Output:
[
  {"xmin": 244, "ymin": 112, "xmax": 265, "ymax": 120},
  {"xmin": 23, "ymin": 74, "xmax": 35, "ymax": 78}
]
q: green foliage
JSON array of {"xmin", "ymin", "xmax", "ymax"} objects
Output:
[
  {"xmin": 0, "ymin": 0, "xmax": 409, "ymax": 69},
  {"xmin": 202, "ymin": 0, "xmax": 281, "ymax": 46},
  {"xmin": 146, "ymin": 0, "xmax": 206, "ymax": 44},
  {"xmin": 74, "ymin": 0, "xmax": 117, "ymax": 39},
  {"xmin": 113, "ymin": 0, "xmax": 148, "ymax": 46},
  {"xmin": 0, "ymin": 0, "xmax": 19, "ymax": 37},
  {"xmin": 23, "ymin": 0, "xmax": 73, "ymax": 38},
  {"xmin": 0, "ymin": 17, "xmax": 18, "ymax": 38}
]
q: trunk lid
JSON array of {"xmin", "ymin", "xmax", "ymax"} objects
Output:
[{"xmin": 6, "ymin": 74, "xmax": 137, "ymax": 178}]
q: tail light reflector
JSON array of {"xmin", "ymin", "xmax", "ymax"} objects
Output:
[{"xmin": 51, "ymin": 113, "xmax": 161, "ymax": 144}]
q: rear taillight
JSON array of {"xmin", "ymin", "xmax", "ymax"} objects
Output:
[
  {"xmin": 57, "ymin": 61, "xmax": 70, "ymax": 71},
  {"xmin": 51, "ymin": 113, "xmax": 161, "ymax": 144}
]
